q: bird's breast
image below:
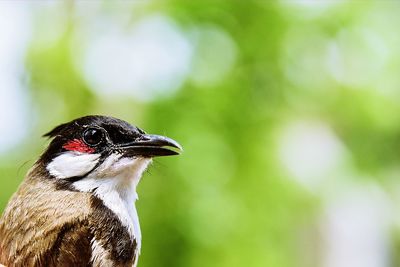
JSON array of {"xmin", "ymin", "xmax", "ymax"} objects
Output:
[{"xmin": 89, "ymin": 195, "xmax": 139, "ymax": 266}]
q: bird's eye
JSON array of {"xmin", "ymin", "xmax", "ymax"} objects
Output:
[{"xmin": 83, "ymin": 128, "xmax": 104, "ymax": 146}]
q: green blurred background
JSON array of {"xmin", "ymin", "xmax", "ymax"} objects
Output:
[{"xmin": 1, "ymin": 1, "xmax": 400, "ymax": 266}]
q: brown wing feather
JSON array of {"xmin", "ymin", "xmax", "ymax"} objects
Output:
[
  {"xmin": 0, "ymin": 167, "xmax": 92, "ymax": 266},
  {"xmin": 41, "ymin": 221, "xmax": 93, "ymax": 267}
]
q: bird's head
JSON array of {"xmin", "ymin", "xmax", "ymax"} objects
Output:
[{"xmin": 38, "ymin": 115, "xmax": 182, "ymax": 184}]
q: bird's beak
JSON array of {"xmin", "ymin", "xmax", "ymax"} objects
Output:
[{"xmin": 117, "ymin": 134, "xmax": 183, "ymax": 158}]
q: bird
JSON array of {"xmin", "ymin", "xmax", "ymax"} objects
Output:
[{"xmin": 0, "ymin": 115, "xmax": 182, "ymax": 267}]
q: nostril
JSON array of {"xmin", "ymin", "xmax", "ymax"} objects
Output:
[
  {"xmin": 136, "ymin": 127, "xmax": 146, "ymax": 135},
  {"xmin": 137, "ymin": 134, "xmax": 151, "ymax": 141}
]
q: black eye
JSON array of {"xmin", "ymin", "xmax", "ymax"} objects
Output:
[{"xmin": 83, "ymin": 128, "xmax": 104, "ymax": 146}]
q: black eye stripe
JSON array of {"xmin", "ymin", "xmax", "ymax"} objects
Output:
[{"xmin": 83, "ymin": 128, "xmax": 104, "ymax": 146}]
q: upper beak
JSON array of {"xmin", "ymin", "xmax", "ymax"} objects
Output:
[{"xmin": 117, "ymin": 134, "xmax": 183, "ymax": 158}]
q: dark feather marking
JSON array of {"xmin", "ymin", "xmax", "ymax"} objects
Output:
[
  {"xmin": 89, "ymin": 195, "xmax": 137, "ymax": 265},
  {"xmin": 42, "ymin": 220, "xmax": 92, "ymax": 267}
]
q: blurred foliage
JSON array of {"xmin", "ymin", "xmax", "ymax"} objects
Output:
[{"xmin": 1, "ymin": 1, "xmax": 400, "ymax": 266}]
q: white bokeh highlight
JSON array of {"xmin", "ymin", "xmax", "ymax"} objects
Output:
[
  {"xmin": 82, "ymin": 15, "xmax": 193, "ymax": 102},
  {"xmin": 0, "ymin": 2, "xmax": 31, "ymax": 153},
  {"xmin": 322, "ymin": 183, "xmax": 392, "ymax": 267},
  {"xmin": 279, "ymin": 0, "xmax": 345, "ymax": 19},
  {"xmin": 327, "ymin": 28, "xmax": 389, "ymax": 88},
  {"xmin": 277, "ymin": 120, "xmax": 347, "ymax": 191}
]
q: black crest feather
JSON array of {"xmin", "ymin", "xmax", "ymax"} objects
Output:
[{"xmin": 43, "ymin": 122, "xmax": 69, "ymax": 138}]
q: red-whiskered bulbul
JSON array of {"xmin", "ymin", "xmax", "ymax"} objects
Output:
[{"xmin": 0, "ymin": 115, "xmax": 182, "ymax": 267}]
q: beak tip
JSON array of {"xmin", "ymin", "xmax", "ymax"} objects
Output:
[
  {"xmin": 153, "ymin": 134, "xmax": 183, "ymax": 155},
  {"xmin": 174, "ymin": 143, "xmax": 184, "ymax": 153},
  {"xmin": 165, "ymin": 141, "xmax": 183, "ymax": 156}
]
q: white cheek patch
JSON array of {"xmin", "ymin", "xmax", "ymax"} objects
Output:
[
  {"xmin": 89, "ymin": 154, "xmax": 150, "ymax": 182},
  {"xmin": 89, "ymin": 153, "xmax": 127, "ymax": 178},
  {"xmin": 47, "ymin": 151, "xmax": 101, "ymax": 179}
]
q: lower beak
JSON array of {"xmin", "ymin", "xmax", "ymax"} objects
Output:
[{"xmin": 118, "ymin": 134, "xmax": 183, "ymax": 158}]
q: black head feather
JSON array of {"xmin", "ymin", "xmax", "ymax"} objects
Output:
[
  {"xmin": 37, "ymin": 115, "xmax": 181, "ymax": 182},
  {"xmin": 39, "ymin": 115, "xmax": 145, "ymax": 165},
  {"xmin": 43, "ymin": 122, "xmax": 69, "ymax": 138}
]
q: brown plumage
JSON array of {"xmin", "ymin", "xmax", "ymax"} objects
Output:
[{"xmin": 0, "ymin": 166, "xmax": 93, "ymax": 266}]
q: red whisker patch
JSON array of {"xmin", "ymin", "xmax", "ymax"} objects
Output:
[{"xmin": 63, "ymin": 139, "xmax": 95, "ymax": 153}]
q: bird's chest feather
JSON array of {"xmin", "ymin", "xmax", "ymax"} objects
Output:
[
  {"xmin": 72, "ymin": 158, "xmax": 149, "ymax": 266},
  {"xmin": 89, "ymin": 195, "xmax": 138, "ymax": 266},
  {"xmin": 47, "ymin": 153, "xmax": 150, "ymax": 266}
]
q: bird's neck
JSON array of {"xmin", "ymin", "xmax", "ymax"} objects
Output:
[{"xmin": 72, "ymin": 157, "xmax": 151, "ymax": 251}]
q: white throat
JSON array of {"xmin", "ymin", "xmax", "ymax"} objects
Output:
[{"xmin": 47, "ymin": 152, "xmax": 151, "ymax": 253}]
